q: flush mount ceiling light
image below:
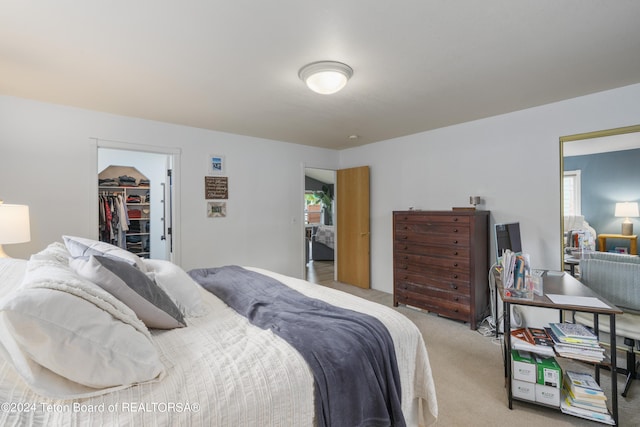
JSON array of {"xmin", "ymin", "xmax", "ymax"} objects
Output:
[{"xmin": 298, "ymin": 61, "xmax": 353, "ymax": 95}]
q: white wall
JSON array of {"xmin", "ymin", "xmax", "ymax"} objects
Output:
[{"xmin": 0, "ymin": 95, "xmax": 338, "ymax": 278}]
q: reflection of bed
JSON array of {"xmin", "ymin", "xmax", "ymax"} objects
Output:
[
  {"xmin": 312, "ymin": 225, "xmax": 334, "ymax": 261},
  {"xmin": 0, "ymin": 238, "xmax": 438, "ymax": 426}
]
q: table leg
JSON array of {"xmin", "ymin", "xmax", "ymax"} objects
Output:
[
  {"xmin": 504, "ymin": 301, "xmax": 512, "ymax": 409},
  {"xmin": 598, "ymin": 236, "xmax": 606, "ymax": 252},
  {"xmin": 610, "ymin": 314, "xmax": 618, "ymax": 425}
]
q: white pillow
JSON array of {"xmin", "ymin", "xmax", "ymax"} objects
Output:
[
  {"xmin": 144, "ymin": 259, "xmax": 208, "ymax": 318},
  {"xmin": 0, "ymin": 260, "xmax": 164, "ymax": 399},
  {"xmin": 29, "ymin": 242, "xmax": 71, "ymax": 264},
  {"xmin": 70, "ymin": 255, "xmax": 185, "ymax": 329},
  {"xmin": 63, "ymin": 235, "xmax": 147, "ymax": 273}
]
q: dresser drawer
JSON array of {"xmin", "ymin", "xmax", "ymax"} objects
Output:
[
  {"xmin": 394, "ymin": 230, "xmax": 470, "ymax": 248},
  {"xmin": 394, "ymin": 270, "xmax": 470, "ymax": 295},
  {"xmin": 396, "ymin": 252, "xmax": 470, "ymax": 271},
  {"xmin": 394, "ymin": 220, "xmax": 470, "ymax": 236},
  {"xmin": 394, "ymin": 241, "xmax": 470, "ymax": 258},
  {"xmin": 394, "ymin": 261, "xmax": 470, "ymax": 282},
  {"xmin": 394, "ymin": 213, "xmax": 471, "ymax": 225},
  {"xmin": 394, "ymin": 288, "xmax": 470, "ymax": 322}
]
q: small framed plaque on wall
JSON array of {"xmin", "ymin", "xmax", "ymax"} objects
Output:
[
  {"xmin": 205, "ymin": 176, "xmax": 228, "ymax": 199},
  {"xmin": 207, "ymin": 201, "xmax": 227, "ymax": 218},
  {"xmin": 208, "ymin": 154, "xmax": 225, "ymax": 175}
]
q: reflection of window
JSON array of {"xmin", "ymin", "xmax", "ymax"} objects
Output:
[{"xmin": 563, "ymin": 170, "xmax": 581, "ymax": 216}]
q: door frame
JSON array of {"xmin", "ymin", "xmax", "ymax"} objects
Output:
[
  {"xmin": 91, "ymin": 138, "xmax": 182, "ymax": 265},
  {"xmin": 302, "ymin": 164, "xmax": 338, "ymax": 280}
]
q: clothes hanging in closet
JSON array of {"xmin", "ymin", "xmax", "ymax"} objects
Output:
[{"xmin": 99, "ymin": 193, "xmax": 129, "ymax": 248}]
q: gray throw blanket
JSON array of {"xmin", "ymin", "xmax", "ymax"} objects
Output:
[{"xmin": 188, "ymin": 266, "xmax": 405, "ymax": 427}]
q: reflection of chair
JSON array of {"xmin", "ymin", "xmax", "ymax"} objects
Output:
[
  {"xmin": 574, "ymin": 252, "xmax": 640, "ymax": 397},
  {"xmin": 564, "ymin": 215, "xmax": 597, "ymax": 253},
  {"xmin": 311, "ymin": 226, "xmax": 334, "ymax": 261}
]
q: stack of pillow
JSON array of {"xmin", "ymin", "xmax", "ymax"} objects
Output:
[{"xmin": 0, "ymin": 236, "xmax": 207, "ymax": 399}]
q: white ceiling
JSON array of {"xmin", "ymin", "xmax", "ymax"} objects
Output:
[{"xmin": 2, "ymin": 1, "xmax": 640, "ymax": 150}]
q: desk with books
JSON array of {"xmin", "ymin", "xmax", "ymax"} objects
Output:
[{"xmin": 498, "ymin": 270, "xmax": 623, "ymax": 424}]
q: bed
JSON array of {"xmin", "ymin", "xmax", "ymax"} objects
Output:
[{"xmin": 0, "ymin": 237, "xmax": 438, "ymax": 426}]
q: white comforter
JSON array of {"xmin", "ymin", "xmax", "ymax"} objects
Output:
[{"xmin": 0, "ymin": 260, "xmax": 437, "ymax": 426}]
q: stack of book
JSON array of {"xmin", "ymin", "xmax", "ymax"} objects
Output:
[
  {"xmin": 545, "ymin": 323, "xmax": 605, "ymax": 363},
  {"xmin": 561, "ymin": 371, "xmax": 614, "ymax": 425},
  {"xmin": 511, "ymin": 327, "xmax": 555, "ymax": 357}
]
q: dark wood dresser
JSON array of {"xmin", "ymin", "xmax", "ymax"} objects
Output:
[{"xmin": 393, "ymin": 210, "xmax": 489, "ymax": 329}]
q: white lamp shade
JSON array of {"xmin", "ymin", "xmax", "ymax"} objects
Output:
[
  {"xmin": 614, "ymin": 202, "xmax": 639, "ymax": 218},
  {"xmin": 299, "ymin": 61, "xmax": 353, "ymax": 95},
  {"xmin": 0, "ymin": 204, "xmax": 31, "ymax": 244}
]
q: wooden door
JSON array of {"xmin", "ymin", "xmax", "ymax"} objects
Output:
[{"xmin": 337, "ymin": 166, "xmax": 370, "ymax": 288}]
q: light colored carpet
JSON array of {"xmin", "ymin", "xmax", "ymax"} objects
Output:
[{"xmin": 322, "ymin": 280, "xmax": 638, "ymax": 426}]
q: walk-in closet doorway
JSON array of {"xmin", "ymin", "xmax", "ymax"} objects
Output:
[{"xmin": 94, "ymin": 139, "xmax": 181, "ymax": 263}]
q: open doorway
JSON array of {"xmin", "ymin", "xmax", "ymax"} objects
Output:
[
  {"xmin": 97, "ymin": 142, "xmax": 179, "ymax": 262},
  {"xmin": 304, "ymin": 167, "xmax": 335, "ymax": 284}
]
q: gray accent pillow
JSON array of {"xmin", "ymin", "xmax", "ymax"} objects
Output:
[{"xmin": 71, "ymin": 255, "xmax": 185, "ymax": 329}]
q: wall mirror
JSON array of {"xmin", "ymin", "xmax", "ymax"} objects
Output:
[{"xmin": 560, "ymin": 124, "xmax": 640, "ymax": 267}]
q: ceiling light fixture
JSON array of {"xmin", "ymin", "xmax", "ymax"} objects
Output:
[{"xmin": 298, "ymin": 61, "xmax": 353, "ymax": 95}]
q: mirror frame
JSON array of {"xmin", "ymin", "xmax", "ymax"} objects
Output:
[{"xmin": 559, "ymin": 124, "xmax": 640, "ymax": 265}]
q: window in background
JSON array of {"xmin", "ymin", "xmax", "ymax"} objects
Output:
[
  {"xmin": 563, "ymin": 170, "xmax": 581, "ymax": 216},
  {"xmin": 305, "ymin": 192, "xmax": 321, "ymax": 224}
]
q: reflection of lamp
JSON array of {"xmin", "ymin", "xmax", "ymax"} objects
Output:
[
  {"xmin": 615, "ymin": 201, "xmax": 639, "ymax": 236},
  {"xmin": 0, "ymin": 202, "xmax": 31, "ymax": 258},
  {"xmin": 298, "ymin": 61, "xmax": 353, "ymax": 95}
]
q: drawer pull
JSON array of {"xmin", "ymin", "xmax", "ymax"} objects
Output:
[
  {"xmin": 454, "ymin": 309, "xmax": 459, "ymax": 312},
  {"xmin": 453, "ymin": 274, "xmax": 458, "ymax": 279},
  {"xmin": 403, "ymin": 236, "xmax": 408, "ymax": 240},
  {"xmin": 404, "ymin": 245, "xmax": 408, "ymax": 250},
  {"xmin": 453, "ymin": 217, "xmax": 459, "ymax": 222},
  {"xmin": 454, "ymin": 228, "xmax": 458, "ymax": 233},
  {"xmin": 453, "ymin": 251, "xmax": 458, "ymax": 256},
  {"xmin": 403, "ymin": 256, "xmax": 408, "ymax": 260},
  {"xmin": 404, "ymin": 226, "xmax": 408, "ymax": 230},
  {"xmin": 453, "ymin": 240, "xmax": 458, "ymax": 244},
  {"xmin": 454, "ymin": 297, "xmax": 459, "ymax": 301},
  {"xmin": 450, "ymin": 284, "xmax": 458, "ymax": 290},
  {"xmin": 453, "ymin": 263, "xmax": 458, "ymax": 267}
]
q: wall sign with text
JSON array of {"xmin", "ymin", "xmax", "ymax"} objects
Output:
[{"xmin": 205, "ymin": 176, "xmax": 228, "ymax": 199}]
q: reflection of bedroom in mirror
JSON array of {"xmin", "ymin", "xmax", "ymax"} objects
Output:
[
  {"xmin": 560, "ymin": 124, "xmax": 640, "ymax": 271},
  {"xmin": 304, "ymin": 167, "xmax": 336, "ymax": 283}
]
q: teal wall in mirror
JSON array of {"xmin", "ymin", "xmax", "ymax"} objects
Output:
[{"xmin": 564, "ymin": 148, "xmax": 640, "ymax": 251}]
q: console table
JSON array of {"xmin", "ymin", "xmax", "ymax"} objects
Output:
[
  {"xmin": 499, "ymin": 271, "xmax": 623, "ymax": 424},
  {"xmin": 597, "ymin": 233, "xmax": 638, "ymax": 255}
]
